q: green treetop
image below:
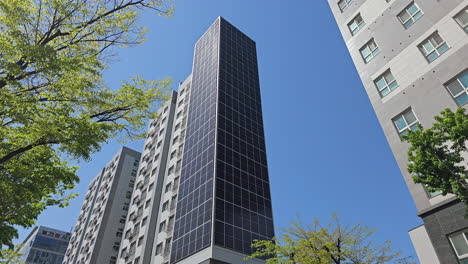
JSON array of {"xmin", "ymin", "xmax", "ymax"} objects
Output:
[
  {"xmin": 248, "ymin": 215, "xmax": 414, "ymax": 264},
  {"xmin": 405, "ymin": 108, "xmax": 468, "ymax": 213},
  {"xmin": 0, "ymin": 0, "xmax": 174, "ymax": 248}
]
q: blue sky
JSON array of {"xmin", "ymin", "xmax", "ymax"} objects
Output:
[{"xmin": 16, "ymin": 0, "xmax": 421, "ymax": 260}]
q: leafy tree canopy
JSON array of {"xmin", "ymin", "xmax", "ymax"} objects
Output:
[
  {"xmin": 248, "ymin": 215, "xmax": 414, "ymax": 264},
  {"xmin": 405, "ymin": 108, "xmax": 468, "ymax": 212},
  {"xmin": 0, "ymin": 0, "xmax": 174, "ymax": 248},
  {"xmin": 0, "ymin": 246, "xmax": 24, "ymax": 264}
]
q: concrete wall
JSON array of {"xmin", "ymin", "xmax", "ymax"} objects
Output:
[
  {"xmin": 328, "ymin": 0, "xmax": 468, "ymax": 263},
  {"xmin": 409, "ymin": 224, "xmax": 440, "ymax": 264},
  {"xmin": 329, "ymin": 0, "xmax": 468, "ymax": 212},
  {"xmin": 420, "ymin": 199, "xmax": 468, "ymax": 264}
]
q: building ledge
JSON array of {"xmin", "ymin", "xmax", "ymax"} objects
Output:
[{"xmin": 417, "ymin": 196, "xmax": 459, "ymax": 217}]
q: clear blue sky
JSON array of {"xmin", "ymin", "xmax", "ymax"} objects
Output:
[{"xmin": 16, "ymin": 0, "xmax": 421, "ymax": 261}]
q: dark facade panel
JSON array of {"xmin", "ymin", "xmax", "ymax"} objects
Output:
[
  {"xmin": 171, "ymin": 17, "xmax": 274, "ymax": 263},
  {"xmin": 171, "ymin": 19, "xmax": 220, "ymax": 263},
  {"xmin": 213, "ymin": 18, "xmax": 274, "ymax": 257}
]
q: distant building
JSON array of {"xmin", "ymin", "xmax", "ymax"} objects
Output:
[
  {"xmin": 117, "ymin": 17, "xmax": 275, "ymax": 264},
  {"xmin": 328, "ymin": 0, "xmax": 468, "ymax": 263},
  {"xmin": 63, "ymin": 147, "xmax": 141, "ymax": 264},
  {"xmin": 19, "ymin": 226, "xmax": 70, "ymax": 264}
]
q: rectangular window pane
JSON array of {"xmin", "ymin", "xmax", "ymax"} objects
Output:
[
  {"xmin": 456, "ymin": 93, "xmax": 468, "ymax": 106},
  {"xmin": 454, "ymin": 7, "xmax": 468, "ymax": 32},
  {"xmin": 398, "ymin": 2, "xmax": 423, "ymax": 28},
  {"xmin": 447, "ymin": 81, "xmax": 464, "ymax": 96},
  {"xmin": 460, "ymin": 72, "xmax": 468, "ymax": 87},
  {"xmin": 403, "ymin": 111, "xmax": 417, "ymax": 124},
  {"xmin": 375, "ymin": 70, "xmax": 398, "ymax": 97},
  {"xmin": 394, "ymin": 117, "xmax": 407, "ymax": 131},
  {"xmin": 451, "ymin": 233, "xmax": 468, "ymax": 257}
]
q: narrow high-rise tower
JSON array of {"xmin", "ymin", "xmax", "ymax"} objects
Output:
[
  {"xmin": 117, "ymin": 17, "xmax": 274, "ymax": 264},
  {"xmin": 328, "ymin": 1, "xmax": 468, "ymax": 263}
]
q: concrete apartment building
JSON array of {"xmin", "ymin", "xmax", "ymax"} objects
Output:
[
  {"xmin": 19, "ymin": 226, "xmax": 70, "ymax": 264},
  {"xmin": 117, "ymin": 87, "xmax": 187, "ymax": 264},
  {"xmin": 328, "ymin": 0, "xmax": 468, "ymax": 263},
  {"xmin": 63, "ymin": 147, "xmax": 141, "ymax": 264},
  {"xmin": 117, "ymin": 17, "xmax": 274, "ymax": 264}
]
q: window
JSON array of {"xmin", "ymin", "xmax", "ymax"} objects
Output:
[
  {"xmin": 157, "ymin": 141, "xmax": 162, "ymax": 148},
  {"xmin": 159, "ymin": 128, "xmax": 165, "ymax": 136},
  {"xmin": 449, "ymin": 230, "xmax": 468, "ymax": 263},
  {"xmin": 425, "ymin": 185, "xmax": 442, "ymax": 198},
  {"xmin": 374, "ymin": 70, "xmax": 399, "ymax": 97},
  {"xmin": 148, "ymin": 183, "xmax": 154, "ymax": 192},
  {"xmin": 165, "ymin": 183, "xmax": 172, "ymax": 193},
  {"xmin": 397, "ymin": 2, "xmax": 423, "ymax": 29},
  {"xmin": 162, "ymin": 201, "xmax": 169, "ymax": 212},
  {"xmin": 113, "ymin": 242, "xmax": 120, "ymax": 251},
  {"xmin": 134, "ymin": 257, "xmax": 140, "ymax": 264},
  {"xmin": 337, "ymin": 0, "xmax": 352, "ymax": 12},
  {"xmin": 446, "ymin": 70, "xmax": 468, "ymax": 106},
  {"xmin": 170, "ymin": 150, "xmax": 176, "ymax": 159},
  {"xmin": 159, "ymin": 221, "xmax": 166, "ymax": 233},
  {"xmin": 155, "ymin": 243, "xmax": 163, "ymax": 255},
  {"xmin": 359, "ymin": 39, "xmax": 380, "ymax": 63},
  {"xmin": 141, "ymin": 217, "xmax": 148, "ymax": 227},
  {"xmin": 145, "ymin": 199, "xmax": 151, "ymax": 208},
  {"xmin": 348, "ymin": 14, "xmax": 365, "ymax": 36},
  {"xmin": 168, "ymin": 166, "xmax": 174, "ymax": 175},
  {"xmin": 138, "ymin": 236, "xmax": 144, "ymax": 246},
  {"xmin": 120, "ymin": 247, "xmax": 127, "ymax": 258},
  {"xmin": 418, "ymin": 32, "xmax": 449, "ymax": 63},
  {"xmin": 454, "ymin": 6, "xmax": 468, "ymax": 33},
  {"xmin": 393, "ymin": 108, "xmax": 419, "ymax": 137},
  {"xmin": 172, "ymin": 136, "xmax": 178, "ymax": 145}
]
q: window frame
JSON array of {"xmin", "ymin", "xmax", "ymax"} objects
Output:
[
  {"xmin": 392, "ymin": 108, "xmax": 419, "ymax": 138},
  {"xmin": 397, "ymin": 2, "xmax": 424, "ymax": 29},
  {"xmin": 449, "ymin": 229, "xmax": 468, "ymax": 262},
  {"xmin": 348, "ymin": 13, "xmax": 365, "ymax": 36},
  {"xmin": 359, "ymin": 38, "xmax": 380, "ymax": 63},
  {"xmin": 418, "ymin": 31, "xmax": 449, "ymax": 63},
  {"xmin": 454, "ymin": 6, "xmax": 468, "ymax": 33},
  {"xmin": 374, "ymin": 70, "xmax": 399, "ymax": 97},
  {"xmin": 338, "ymin": 0, "xmax": 353, "ymax": 12},
  {"xmin": 445, "ymin": 70, "xmax": 468, "ymax": 106}
]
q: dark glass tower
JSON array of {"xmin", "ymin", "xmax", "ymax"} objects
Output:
[{"xmin": 171, "ymin": 17, "xmax": 274, "ymax": 263}]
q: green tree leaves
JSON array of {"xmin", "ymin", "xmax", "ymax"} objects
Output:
[
  {"xmin": 405, "ymin": 108, "xmax": 468, "ymax": 212},
  {"xmin": 248, "ymin": 215, "xmax": 414, "ymax": 264},
  {"xmin": 0, "ymin": 0, "xmax": 173, "ymax": 248}
]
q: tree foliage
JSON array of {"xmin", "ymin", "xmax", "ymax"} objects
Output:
[
  {"xmin": 0, "ymin": 246, "xmax": 24, "ymax": 264},
  {"xmin": 248, "ymin": 215, "xmax": 414, "ymax": 264},
  {"xmin": 405, "ymin": 108, "xmax": 468, "ymax": 211},
  {"xmin": 0, "ymin": 0, "xmax": 174, "ymax": 248}
]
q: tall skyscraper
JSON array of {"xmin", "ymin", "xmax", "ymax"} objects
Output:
[
  {"xmin": 328, "ymin": 0, "xmax": 468, "ymax": 263},
  {"xmin": 117, "ymin": 17, "xmax": 274, "ymax": 264},
  {"xmin": 64, "ymin": 147, "xmax": 141, "ymax": 264},
  {"xmin": 19, "ymin": 226, "xmax": 70, "ymax": 264}
]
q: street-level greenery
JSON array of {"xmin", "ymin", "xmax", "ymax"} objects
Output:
[
  {"xmin": 0, "ymin": 0, "xmax": 173, "ymax": 248},
  {"xmin": 248, "ymin": 215, "xmax": 414, "ymax": 264}
]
